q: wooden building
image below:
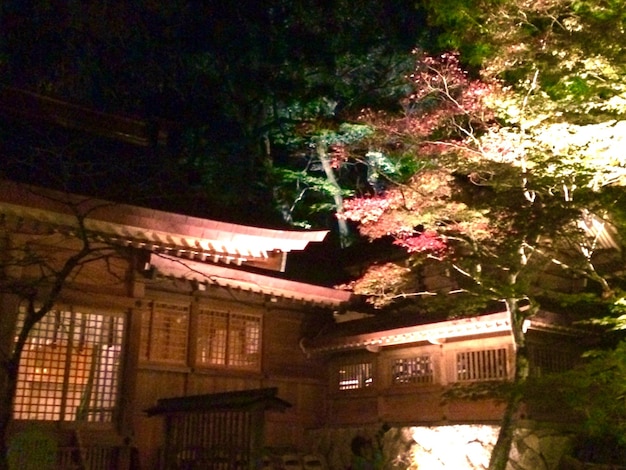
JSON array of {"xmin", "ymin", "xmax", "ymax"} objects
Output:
[
  {"xmin": 0, "ymin": 88, "xmax": 610, "ymax": 469},
  {"xmin": 0, "ymin": 180, "xmax": 352, "ymax": 469},
  {"xmin": 297, "ymin": 213, "xmax": 617, "ymax": 434},
  {"xmin": 0, "ymin": 178, "xmax": 600, "ymax": 469},
  {"xmin": 301, "ymin": 307, "xmax": 588, "ymax": 429}
]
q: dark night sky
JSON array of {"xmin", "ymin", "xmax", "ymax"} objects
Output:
[{"xmin": 0, "ymin": 1, "xmax": 423, "ymax": 285}]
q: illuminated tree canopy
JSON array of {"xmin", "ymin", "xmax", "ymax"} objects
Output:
[
  {"xmin": 269, "ymin": 2, "xmax": 626, "ymax": 468},
  {"xmin": 2, "ymin": 2, "xmax": 626, "ymax": 467}
]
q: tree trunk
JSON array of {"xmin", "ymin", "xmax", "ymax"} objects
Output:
[
  {"xmin": 0, "ymin": 357, "xmax": 19, "ymax": 470},
  {"xmin": 316, "ymin": 142, "xmax": 351, "ymax": 247},
  {"xmin": 0, "ymin": 298, "xmax": 47, "ymax": 470},
  {"xmin": 0, "ymin": 293, "xmax": 21, "ymax": 470},
  {"xmin": 488, "ymin": 298, "xmax": 530, "ymax": 470}
]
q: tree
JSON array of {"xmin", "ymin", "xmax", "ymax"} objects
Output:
[
  {"xmin": 3, "ymin": 2, "xmax": 626, "ymax": 467},
  {"xmin": 0, "ymin": 0, "xmax": 423, "ymax": 224},
  {"xmin": 327, "ymin": 42, "xmax": 626, "ymax": 470},
  {"xmin": 0, "ymin": 185, "xmax": 130, "ymax": 470},
  {"xmin": 309, "ymin": 1, "xmax": 626, "ymax": 466}
]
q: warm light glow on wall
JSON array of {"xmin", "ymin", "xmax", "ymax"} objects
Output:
[{"xmin": 406, "ymin": 425, "xmax": 499, "ymax": 469}]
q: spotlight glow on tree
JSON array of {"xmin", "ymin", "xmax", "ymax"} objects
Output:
[{"xmin": 334, "ymin": 44, "xmax": 626, "ymax": 469}]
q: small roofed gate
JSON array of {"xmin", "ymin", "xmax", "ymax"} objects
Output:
[{"xmin": 146, "ymin": 388, "xmax": 291, "ymax": 470}]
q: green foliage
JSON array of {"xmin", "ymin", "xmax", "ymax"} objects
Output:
[
  {"xmin": 0, "ymin": 0, "xmax": 421, "ymax": 222},
  {"xmin": 269, "ymin": 97, "xmax": 340, "ymax": 148},
  {"xmin": 332, "ymin": 48, "xmax": 415, "ymax": 108},
  {"xmin": 421, "ymin": 0, "xmax": 500, "ymax": 66},
  {"xmin": 272, "ymin": 167, "xmax": 353, "ymax": 199},
  {"xmin": 584, "ymin": 296, "xmax": 626, "ymax": 331},
  {"xmin": 316, "ymin": 123, "xmax": 375, "ymax": 146},
  {"xmin": 269, "ymin": 120, "xmax": 375, "ymax": 226},
  {"xmin": 442, "ymin": 380, "xmax": 513, "ymax": 403},
  {"xmin": 524, "ymin": 340, "xmax": 626, "ymax": 447},
  {"xmin": 271, "ymin": 166, "xmax": 355, "ymax": 228}
]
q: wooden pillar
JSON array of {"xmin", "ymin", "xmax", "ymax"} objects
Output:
[{"xmin": 116, "ymin": 282, "xmax": 145, "ymax": 452}]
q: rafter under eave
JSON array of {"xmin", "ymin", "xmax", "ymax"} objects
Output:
[{"xmin": 147, "ymin": 253, "xmax": 353, "ymax": 309}]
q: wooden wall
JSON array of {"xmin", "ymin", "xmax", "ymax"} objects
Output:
[
  {"xmin": 131, "ymin": 285, "xmax": 328, "ymax": 468},
  {"xmin": 3, "ymin": 224, "xmax": 332, "ymax": 469},
  {"xmin": 322, "ymin": 336, "xmax": 513, "ymax": 428}
]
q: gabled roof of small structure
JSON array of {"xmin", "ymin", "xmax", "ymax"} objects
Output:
[
  {"xmin": 0, "ymin": 179, "xmax": 328, "ymax": 272},
  {"xmin": 145, "ymin": 387, "xmax": 291, "ymax": 416}
]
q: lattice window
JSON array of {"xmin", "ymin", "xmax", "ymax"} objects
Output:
[
  {"xmin": 456, "ymin": 348, "xmax": 508, "ymax": 381},
  {"xmin": 140, "ymin": 302, "xmax": 189, "ymax": 364},
  {"xmin": 392, "ymin": 356, "xmax": 433, "ymax": 385},
  {"xmin": 338, "ymin": 362, "xmax": 372, "ymax": 390},
  {"xmin": 528, "ymin": 343, "xmax": 578, "ymax": 376},
  {"xmin": 196, "ymin": 309, "xmax": 260, "ymax": 370},
  {"xmin": 14, "ymin": 307, "xmax": 124, "ymax": 422}
]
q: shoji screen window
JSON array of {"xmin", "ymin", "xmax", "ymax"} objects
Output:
[
  {"xmin": 196, "ymin": 309, "xmax": 261, "ymax": 370},
  {"xmin": 14, "ymin": 307, "xmax": 124, "ymax": 422},
  {"xmin": 140, "ymin": 302, "xmax": 189, "ymax": 365}
]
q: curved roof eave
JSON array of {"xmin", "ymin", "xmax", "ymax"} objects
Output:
[
  {"xmin": 148, "ymin": 253, "xmax": 353, "ymax": 309},
  {"xmin": 0, "ymin": 180, "xmax": 329, "ymax": 271}
]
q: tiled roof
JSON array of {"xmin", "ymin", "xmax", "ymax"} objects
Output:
[
  {"xmin": 304, "ymin": 306, "xmax": 593, "ymax": 354},
  {"xmin": 145, "ymin": 387, "xmax": 291, "ymax": 415},
  {"xmin": 148, "ymin": 253, "xmax": 352, "ymax": 308},
  {"xmin": 0, "ymin": 180, "xmax": 328, "ymax": 271},
  {"xmin": 303, "ymin": 311, "xmax": 513, "ymax": 353},
  {"xmin": 0, "ymin": 179, "xmax": 353, "ymax": 307}
]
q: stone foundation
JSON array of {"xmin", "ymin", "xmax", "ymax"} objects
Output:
[{"xmin": 305, "ymin": 422, "xmax": 577, "ymax": 470}]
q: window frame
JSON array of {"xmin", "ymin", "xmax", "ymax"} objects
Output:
[
  {"xmin": 139, "ymin": 301, "xmax": 190, "ymax": 366},
  {"xmin": 14, "ymin": 305, "xmax": 126, "ymax": 425},
  {"xmin": 455, "ymin": 347, "xmax": 509, "ymax": 382},
  {"xmin": 194, "ymin": 308, "xmax": 262, "ymax": 372},
  {"xmin": 333, "ymin": 358, "xmax": 374, "ymax": 392},
  {"xmin": 527, "ymin": 341, "xmax": 580, "ymax": 377},
  {"xmin": 390, "ymin": 354, "xmax": 435, "ymax": 386}
]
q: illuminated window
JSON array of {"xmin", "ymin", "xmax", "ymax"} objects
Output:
[
  {"xmin": 140, "ymin": 302, "xmax": 189, "ymax": 364},
  {"xmin": 338, "ymin": 362, "xmax": 372, "ymax": 390},
  {"xmin": 14, "ymin": 307, "xmax": 124, "ymax": 422},
  {"xmin": 196, "ymin": 309, "xmax": 261, "ymax": 370},
  {"xmin": 392, "ymin": 356, "xmax": 433, "ymax": 385},
  {"xmin": 456, "ymin": 348, "xmax": 508, "ymax": 381}
]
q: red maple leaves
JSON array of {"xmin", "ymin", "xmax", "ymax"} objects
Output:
[
  {"xmin": 393, "ymin": 230, "xmax": 448, "ymax": 254},
  {"xmin": 336, "ymin": 51, "xmax": 503, "ymax": 257}
]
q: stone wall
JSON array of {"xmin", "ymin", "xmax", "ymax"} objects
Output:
[
  {"xmin": 508, "ymin": 424, "xmax": 576, "ymax": 470},
  {"xmin": 305, "ymin": 422, "xmax": 577, "ymax": 470}
]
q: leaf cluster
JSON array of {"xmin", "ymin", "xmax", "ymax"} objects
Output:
[
  {"xmin": 0, "ymin": 0, "xmax": 423, "ymax": 222},
  {"xmin": 523, "ymin": 340, "xmax": 626, "ymax": 449}
]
